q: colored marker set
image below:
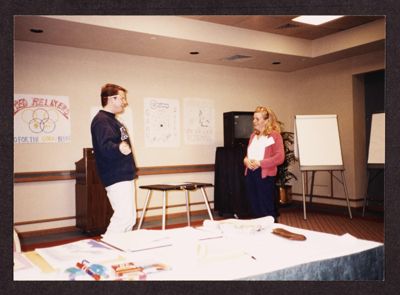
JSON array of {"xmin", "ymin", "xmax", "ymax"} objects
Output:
[
  {"xmin": 65, "ymin": 259, "xmax": 108, "ymax": 281},
  {"xmin": 111, "ymin": 262, "xmax": 171, "ymax": 280}
]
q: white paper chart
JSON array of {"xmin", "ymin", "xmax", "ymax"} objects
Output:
[
  {"xmin": 144, "ymin": 97, "xmax": 180, "ymax": 147},
  {"xmin": 183, "ymin": 98, "xmax": 215, "ymax": 145}
]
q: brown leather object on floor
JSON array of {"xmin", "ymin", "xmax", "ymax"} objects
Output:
[{"xmin": 272, "ymin": 228, "xmax": 307, "ymax": 241}]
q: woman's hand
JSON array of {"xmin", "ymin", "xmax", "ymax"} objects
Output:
[
  {"xmin": 250, "ymin": 159, "xmax": 261, "ymax": 170},
  {"xmin": 244, "ymin": 157, "xmax": 260, "ymax": 170}
]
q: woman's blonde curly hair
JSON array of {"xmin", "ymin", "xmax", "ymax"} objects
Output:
[{"xmin": 254, "ymin": 106, "xmax": 281, "ymax": 136}]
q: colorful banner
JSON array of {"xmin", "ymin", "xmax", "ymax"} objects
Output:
[{"xmin": 14, "ymin": 94, "xmax": 71, "ymax": 144}]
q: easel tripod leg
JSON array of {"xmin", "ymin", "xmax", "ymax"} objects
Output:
[
  {"xmin": 201, "ymin": 187, "xmax": 214, "ymax": 221},
  {"xmin": 341, "ymin": 170, "xmax": 353, "ymax": 219},
  {"xmin": 302, "ymin": 171, "xmax": 307, "ymax": 220}
]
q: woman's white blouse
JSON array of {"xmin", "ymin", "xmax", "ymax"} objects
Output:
[{"xmin": 247, "ymin": 135, "xmax": 275, "ymax": 160}]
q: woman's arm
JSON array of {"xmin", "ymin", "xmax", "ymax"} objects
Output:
[{"xmin": 260, "ymin": 131, "xmax": 285, "ymax": 168}]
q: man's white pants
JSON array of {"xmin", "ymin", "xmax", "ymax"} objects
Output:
[{"xmin": 105, "ymin": 180, "xmax": 136, "ymax": 235}]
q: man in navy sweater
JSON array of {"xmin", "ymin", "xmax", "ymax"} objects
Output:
[{"xmin": 91, "ymin": 83, "xmax": 137, "ymax": 235}]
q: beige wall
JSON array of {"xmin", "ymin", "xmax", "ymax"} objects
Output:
[
  {"xmin": 13, "ymin": 40, "xmax": 384, "ymax": 231},
  {"xmin": 14, "ymin": 41, "xmax": 290, "ymax": 171}
]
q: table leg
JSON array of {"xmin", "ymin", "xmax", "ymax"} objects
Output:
[
  {"xmin": 200, "ymin": 187, "xmax": 214, "ymax": 220},
  {"xmin": 137, "ymin": 190, "xmax": 152, "ymax": 229},
  {"xmin": 185, "ymin": 190, "xmax": 191, "ymax": 226},
  {"xmin": 162, "ymin": 191, "xmax": 167, "ymax": 230}
]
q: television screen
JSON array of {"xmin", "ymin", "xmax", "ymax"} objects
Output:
[
  {"xmin": 223, "ymin": 111, "xmax": 253, "ymax": 147},
  {"xmin": 234, "ymin": 114, "xmax": 253, "ymax": 138}
]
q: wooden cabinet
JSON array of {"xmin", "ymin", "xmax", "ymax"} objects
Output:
[{"xmin": 75, "ymin": 148, "xmax": 113, "ymax": 234}]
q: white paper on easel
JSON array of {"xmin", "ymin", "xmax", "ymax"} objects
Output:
[
  {"xmin": 367, "ymin": 113, "xmax": 385, "ymax": 164},
  {"xmin": 295, "ymin": 114, "xmax": 343, "ymax": 168}
]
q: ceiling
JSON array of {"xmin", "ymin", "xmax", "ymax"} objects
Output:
[
  {"xmin": 184, "ymin": 15, "xmax": 383, "ymax": 40},
  {"xmin": 14, "ymin": 15, "xmax": 385, "ymax": 72}
]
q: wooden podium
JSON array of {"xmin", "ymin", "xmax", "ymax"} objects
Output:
[{"xmin": 75, "ymin": 148, "xmax": 113, "ymax": 234}]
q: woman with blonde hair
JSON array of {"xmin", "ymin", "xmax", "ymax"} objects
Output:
[{"xmin": 243, "ymin": 106, "xmax": 284, "ymax": 221}]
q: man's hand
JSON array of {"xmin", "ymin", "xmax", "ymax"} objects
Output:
[{"xmin": 119, "ymin": 141, "xmax": 132, "ymax": 155}]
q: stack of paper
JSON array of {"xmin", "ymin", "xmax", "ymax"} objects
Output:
[
  {"xmin": 14, "ymin": 252, "xmax": 41, "ymax": 280},
  {"xmin": 202, "ymin": 216, "xmax": 275, "ymax": 235},
  {"xmin": 101, "ymin": 227, "xmax": 222, "ymax": 253},
  {"xmin": 35, "ymin": 239, "xmax": 123, "ymax": 270},
  {"xmin": 102, "ymin": 230, "xmax": 171, "ymax": 252}
]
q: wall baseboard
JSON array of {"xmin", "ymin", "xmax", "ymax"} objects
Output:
[
  {"xmin": 16, "ymin": 209, "xmax": 214, "ymax": 236},
  {"xmin": 14, "ymin": 201, "xmax": 214, "ymax": 229},
  {"xmin": 291, "ymin": 192, "xmax": 366, "ymax": 204}
]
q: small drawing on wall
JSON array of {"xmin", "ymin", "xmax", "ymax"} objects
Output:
[
  {"xmin": 183, "ymin": 98, "xmax": 215, "ymax": 145},
  {"xmin": 144, "ymin": 97, "xmax": 180, "ymax": 147}
]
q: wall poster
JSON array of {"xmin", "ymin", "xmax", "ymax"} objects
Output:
[
  {"xmin": 144, "ymin": 97, "xmax": 180, "ymax": 147},
  {"xmin": 183, "ymin": 98, "xmax": 215, "ymax": 145},
  {"xmin": 14, "ymin": 94, "xmax": 71, "ymax": 144}
]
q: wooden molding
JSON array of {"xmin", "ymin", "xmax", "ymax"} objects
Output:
[
  {"xmin": 14, "ymin": 216, "xmax": 76, "ymax": 226},
  {"xmin": 14, "ymin": 170, "xmax": 76, "ymax": 183},
  {"xmin": 138, "ymin": 164, "xmax": 214, "ymax": 175},
  {"xmin": 14, "ymin": 164, "xmax": 215, "ymax": 183}
]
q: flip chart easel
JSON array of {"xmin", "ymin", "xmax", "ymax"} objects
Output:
[{"xmin": 295, "ymin": 115, "xmax": 352, "ymax": 220}]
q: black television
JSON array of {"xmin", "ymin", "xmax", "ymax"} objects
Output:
[{"xmin": 223, "ymin": 111, "xmax": 254, "ymax": 147}]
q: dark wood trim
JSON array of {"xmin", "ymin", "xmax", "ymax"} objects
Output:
[
  {"xmin": 14, "ymin": 164, "xmax": 215, "ymax": 183},
  {"xmin": 14, "ymin": 170, "xmax": 76, "ymax": 183},
  {"xmin": 17, "ymin": 209, "xmax": 214, "ymax": 242},
  {"xmin": 14, "ymin": 216, "xmax": 76, "ymax": 226},
  {"xmin": 18, "ymin": 226, "xmax": 78, "ymax": 238},
  {"xmin": 138, "ymin": 164, "xmax": 214, "ymax": 175}
]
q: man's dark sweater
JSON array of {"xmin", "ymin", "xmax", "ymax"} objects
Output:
[{"xmin": 91, "ymin": 110, "xmax": 137, "ymax": 187}]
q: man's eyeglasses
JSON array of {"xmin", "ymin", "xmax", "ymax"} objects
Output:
[{"xmin": 109, "ymin": 95, "xmax": 127, "ymax": 101}]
